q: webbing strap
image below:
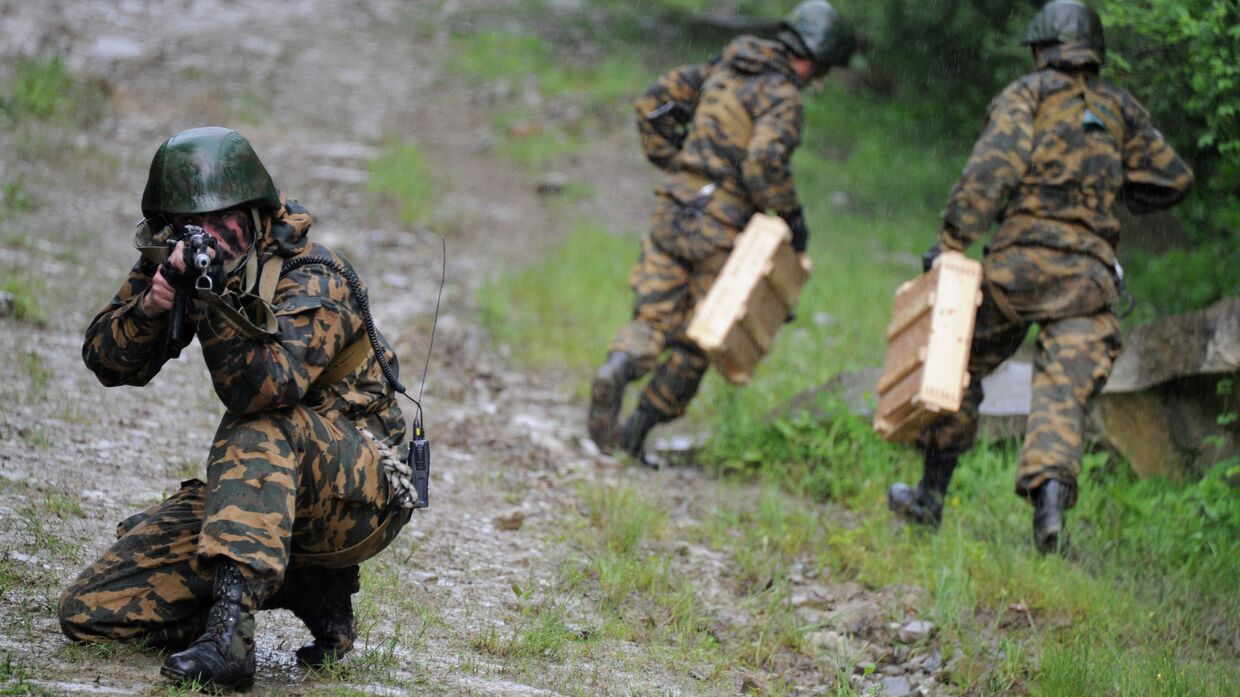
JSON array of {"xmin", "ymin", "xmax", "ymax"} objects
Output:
[
  {"xmin": 314, "ymin": 333, "xmax": 371, "ymax": 387},
  {"xmin": 985, "ymin": 277, "xmax": 1024, "ymax": 326},
  {"xmin": 198, "ymin": 290, "xmax": 278, "ymax": 340},
  {"xmin": 257, "ymin": 257, "xmax": 283, "ymax": 304}
]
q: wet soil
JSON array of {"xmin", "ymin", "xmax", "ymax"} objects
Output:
[{"xmin": 0, "ymin": 2, "xmax": 952, "ymax": 694}]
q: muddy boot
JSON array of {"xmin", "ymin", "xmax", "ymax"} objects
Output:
[
  {"xmin": 588, "ymin": 351, "xmax": 636, "ymax": 453},
  {"xmin": 161, "ymin": 561, "xmax": 256, "ymax": 692},
  {"xmin": 1032, "ymin": 479, "xmax": 1070, "ymax": 554},
  {"xmin": 887, "ymin": 449, "xmax": 958, "ymax": 528},
  {"xmin": 619, "ymin": 406, "xmax": 660, "ymax": 468},
  {"xmin": 289, "ymin": 566, "xmax": 359, "ymax": 668}
]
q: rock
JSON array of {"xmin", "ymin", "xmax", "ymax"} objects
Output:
[
  {"xmin": 791, "ymin": 588, "xmax": 826, "ymax": 608},
  {"xmin": 812, "ymin": 311, "xmax": 837, "ymax": 327},
  {"xmin": 303, "ymin": 142, "xmax": 380, "ymax": 160},
  {"xmin": 578, "ymin": 437, "xmax": 601, "ymax": 457},
  {"xmin": 826, "ymin": 598, "xmax": 883, "ymax": 635},
  {"xmin": 1094, "ymin": 296, "xmax": 1240, "ymax": 478},
  {"xmin": 921, "ymin": 652, "xmax": 943, "ymax": 672},
  {"xmin": 87, "ymin": 36, "xmax": 144, "ymax": 62},
  {"xmin": 795, "ymin": 607, "xmax": 828, "ymax": 626},
  {"xmin": 881, "ymin": 675, "xmax": 914, "ymax": 697},
  {"xmin": 535, "ymin": 171, "xmax": 568, "ymax": 195},
  {"xmin": 829, "ymin": 190, "xmax": 854, "ymax": 210},
  {"xmin": 740, "ymin": 670, "xmax": 767, "ymax": 693},
  {"xmin": 898, "ymin": 620, "xmax": 935, "ymax": 643},
  {"xmin": 494, "ymin": 510, "xmax": 526, "ymax": 531},
  {"xmin": 309, "ymin": 165, "xmax": 369, "ymax": 184},
  {"xmin": 808, "ymin": 630, "xmax": 874, "ymax": 663},
  {"xmin": 807, "ymin": 630, "xmax": 848, "ymax": 654}
]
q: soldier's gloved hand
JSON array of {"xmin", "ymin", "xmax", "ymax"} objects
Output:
[
  {"xmin": 780, "ymin": 207, "xmax": 809, "ymax": 253},
  {"xmin": 159, "ymin": 240, "xmax": 198, "ymax": 292},
  {"xmin": 202, "ymin": 262, "xmax": 227, "ymax": 295},
  {"xmin": 922, "ymin": 244, "xmax": 941, "ymax": 273}
]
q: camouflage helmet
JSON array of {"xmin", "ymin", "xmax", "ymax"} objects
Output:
[
  {"xmin": 141, "ymin": 127, "xmax": 280, "ymax": 218},
  {"xmin": 1022, "ymin": 1, "xmax": 1105, "ymax": 61},
  {"xmin": 778, "ymin": 0, "xmax": 856, "ymax": 77}
]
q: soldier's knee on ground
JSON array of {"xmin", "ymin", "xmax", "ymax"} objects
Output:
[{"xmin": 57, "ymin": 582, "xmax": 122, "ymax": 644}]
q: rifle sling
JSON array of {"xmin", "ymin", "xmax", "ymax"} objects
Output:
[{"xmin": 315, "ymin": 333, "xmax": 372, "ymax": 388}]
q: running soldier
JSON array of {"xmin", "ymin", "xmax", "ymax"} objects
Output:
[
  {"xmin": 588, "ymin": 0, "xmax": 856, "ymax": 464},
  {"xmin": 887, "ymin": 1, "xmax": 1194, "ymax": 552},
  {"xmin": 59, "ymin": 127, "xmax": 414, "ymax": 690}
]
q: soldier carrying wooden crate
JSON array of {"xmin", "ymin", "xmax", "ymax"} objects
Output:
[
  {"xmin": 586, "ymin": 1, "xmax": 855, "ymax": 465},
  {"xmin": 886, "ymin": 0, "xmax": 1195, "ymax": 553}
]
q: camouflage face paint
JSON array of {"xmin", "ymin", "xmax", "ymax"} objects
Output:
[{"xmin": 172, "ymin": 209, "xmax": 252, "ymax": 264}]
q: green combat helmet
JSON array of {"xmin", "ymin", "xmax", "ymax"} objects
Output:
[
  {"xmin": 777, "ymin": 0, "xmax": 856, "ymax": 80},
  {"xmin": 1022, "ymin": 0, "xmax": 1105, "ymax": 62},
  {"xmin": 142, "ymin": 127, "xmax": 280, "ymax": 219}
]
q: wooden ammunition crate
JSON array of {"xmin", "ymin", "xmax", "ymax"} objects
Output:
[
  {"xmin": 873, "ymin": 251, "xmax": 983, "ymax": 443},
  {"xmin": 686, "ymin": 213, "xmax": 811, "ymax": 385}
]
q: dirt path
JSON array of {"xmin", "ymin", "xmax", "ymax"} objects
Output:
[{"xmin": 0, "ymin": 2, "xmax": 948, "ymax": 695}]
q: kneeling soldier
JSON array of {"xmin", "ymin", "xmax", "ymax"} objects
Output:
[
  {"xmin": 888, "ymin": 1, "xmax": 1193, "ymax": 552},
  {"xmin": 59, "ymin": 127, "xmax": 413, "ymax": 690}
]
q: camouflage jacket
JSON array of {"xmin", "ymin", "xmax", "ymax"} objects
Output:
[
  {"xmin": 635, "ymin": 36, "xmax": 804, "ymax": 230},
  {"xmin": 939, "ymin": 44, "xmax": 1194, "ymax": 268},
  {"xmin": 83, "ymin": 199, "xmax": 406, "ymax": 447}
]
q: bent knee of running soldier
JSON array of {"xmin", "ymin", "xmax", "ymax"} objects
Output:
[
  {"xmin": 638, "ymin": 344, "xmax": 709, "ymax": 420},
  {"xmin": 1015, "ymin": 314, "xmax": 1121, "ymax": 504}
]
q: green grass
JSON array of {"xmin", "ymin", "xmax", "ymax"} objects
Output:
[
  {"xmin": 18, "ymin": 507, "xmax": 79, "ymax": 559},
  {"xmin": 0, "ymin": 57, "xmax": 76, "ymax": 121},
  {"xmin": 560, "ymin": 483, "xmax": 723, "ymax": 671},
  {"xmin": 713, "ymin": 399, "xmax": 1240, "ymax": 696},
  {"xmin": 448, "ymin": 29, "xmax": 648, "ymax": 170},
  {"xmin": 366, "ymin": 141, "xmax": 438, "ymax": 227},
  {"xmin": 42, "ymin": 493, "xmax": 84, "ymax": 519},
  {"xmin": 0, "ymin": 652, "xmax": 59, "ymax": 697},
  {"xmin": 478, "ymin": 224, "xmax": 634, "ymax": 370},
  {"xmin": 0, "ymin": 270, "xmax": 49, "ymax": 327},
  {"xmin": 467, "ymin": 11, "xmax": 1240, "ymax": 695},
  {"xmin": 0, "ymin": 55, "xmax": 107, "ymax": 127},
  {"xmin": 19, "ymin": 352, "xmax": 51, "ymax": 400}
]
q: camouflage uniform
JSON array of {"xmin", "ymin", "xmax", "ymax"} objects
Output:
[
  {"xmin": 917, "ymin": 42, "xmax": 1194, "ymax": 504},
  {"xmin": 59, "ymin": 199, "xmax": 409, "ymax": 645},
  {"xmin": 611, "ymin": 35, "xmax": 806, "ymax": 423}
]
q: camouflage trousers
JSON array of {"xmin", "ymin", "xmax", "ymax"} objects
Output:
[
  {"xmin": 58, "ymin": 403, "xmax": 405, "ymax": 646},
  {"xmin": 609, "ymin": 197, "xmax": 739, "ymax": 421},
  {"xmin": 919, "ymin": 246, "xmax": 1122, "ymax": 507}
]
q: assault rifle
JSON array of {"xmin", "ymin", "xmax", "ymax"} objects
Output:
[{"xmin": 165, "ymin": 225, "xmax": 217, "ymax": 358}]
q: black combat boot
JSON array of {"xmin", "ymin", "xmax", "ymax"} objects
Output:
[
  {"xmin": 588, "ymin": 351, "xmax": 636, "ymax": 453},
  {"xmin": 887, "ymin": 449, "xmax": 958, "ymax": 528},
  {"xmin": 618, "ymin": 406, "xmax": 660, "ymax": 468},
  {"xmin": 161, "ymin": 561, "xmax": 256, "ymax": 692},
  {"xmin": 1032, "ymin": 479, "xmax": 1070, "ymax": 554},
  {"xmin": 289, "ymin": 566, "xmax": 359, "ymax": 668}
]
